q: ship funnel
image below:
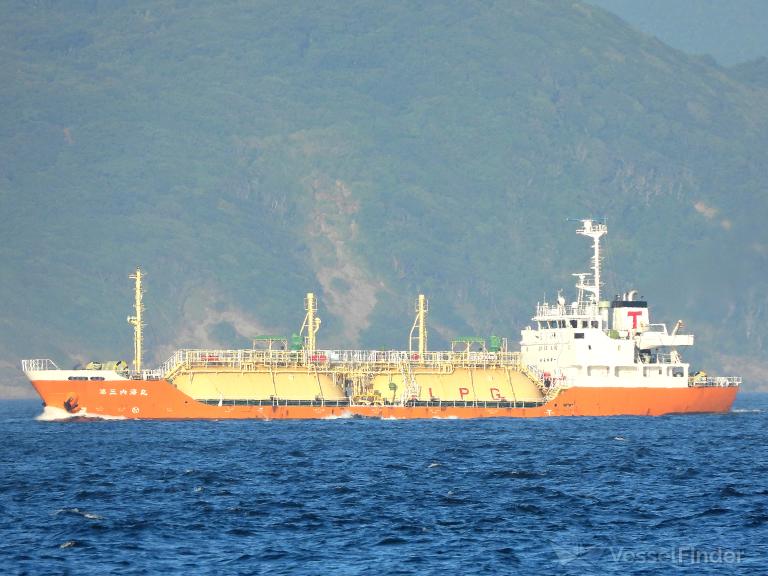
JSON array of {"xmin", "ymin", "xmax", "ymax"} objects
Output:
[{"xmin": 611, "ymin": 292, "xmax": 649, "ymax": 334}]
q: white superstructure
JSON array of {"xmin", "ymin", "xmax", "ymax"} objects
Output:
[{"xmin": 520, "ymin": 219, "xmax": 738, "ymax": 390}]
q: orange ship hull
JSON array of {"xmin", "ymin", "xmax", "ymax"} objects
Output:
[{"xmin": 29, "ymin": 377, "xmax": 738, "ymax": 419}]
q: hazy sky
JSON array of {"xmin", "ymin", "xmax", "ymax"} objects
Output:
[{"xmin": 588, "ymin": 0, "xmax": 768, "ymax": 65}]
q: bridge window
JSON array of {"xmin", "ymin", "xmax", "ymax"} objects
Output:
[{"xmin": 643, "ymin": 367, "xmax": 663, "ymax": 377}]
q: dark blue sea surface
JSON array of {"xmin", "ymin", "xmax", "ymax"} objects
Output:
[{"xmin": 1, "ymin": 394, "xmax": 767, "ymax": 575}]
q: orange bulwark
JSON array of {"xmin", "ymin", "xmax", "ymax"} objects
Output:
[{"xmin": 30, "ymin": 377, "xmax": 738, "ymax": 420}]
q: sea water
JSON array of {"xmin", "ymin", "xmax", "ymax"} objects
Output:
[{"xmin": 1, "ymin": 394, "xmax": 766, "ymax": 575}]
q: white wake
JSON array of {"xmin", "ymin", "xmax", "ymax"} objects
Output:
[{"xmin": 36, "ymin": 405, "xmax": 126, "ymax": 421}]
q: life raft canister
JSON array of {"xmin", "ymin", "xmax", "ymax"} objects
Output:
[{"xmin": 64, "ymin": 394, "xmax": 80, "ymax": 414}]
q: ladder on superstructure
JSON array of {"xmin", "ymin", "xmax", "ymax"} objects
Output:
[{"xmin": 521, "ymin": 364, "xmax": 561, "ymax": 401}]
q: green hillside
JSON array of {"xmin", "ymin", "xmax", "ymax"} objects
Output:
[{"xmin": 2, "ymin": 0, "xmax": 767, "ymax": 396}]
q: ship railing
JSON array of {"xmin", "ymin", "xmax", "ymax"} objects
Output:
[
  {"xmin": 159, "ymin": 348, "xmax": 318, "ymax": 376},
  {"xmin": 688, "ymin": 376, "xmax": 741, "ymax": 388},
  {"xmin": 158, "ymin": 349, "xmax": 188, "ymax": 379},
  {"xmin": 642, "ymin": 353, "xmax": 674, "ymax": 364},
  {"xmin": 640, "ymin": 353, "xmax": 687, "ymax": 365},
  {"xmin": 156, "ymin": 347, "xmax": 523, "ymax": 376},
  {"xmin": 448, "ymin": 351, "xmax": 520, "ymax": 368},
  {"xmin": 521, "ymin": 364, "xmax": 566, "ymax": 400},
  {"xmin": 329, "ymin": 349, "xmax": 521, "ymax": 369},
  {"xmin": 393, "ymin": 399, "xmax": 546, "ymax": 409},
  {"xmin": 21, "ymin": 358, "xmax": 60, "ymax": 372},
  {"xmin": 195, "ymin": 398, "xmax": 548, "ymax": 409}
]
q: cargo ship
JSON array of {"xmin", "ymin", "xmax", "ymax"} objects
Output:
[{"xmin": 23, "ymin": 220, "xmax": 740, "ymax": 419}]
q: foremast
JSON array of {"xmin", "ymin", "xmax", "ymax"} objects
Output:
[{"xmin": 127, "ymin": 268, "xmax": 144, "ymax": 372}]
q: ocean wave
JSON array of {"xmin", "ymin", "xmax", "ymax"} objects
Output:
[
  {"xmin": 55, "ymin": 508, "xmax": 103, "ymax": 520},
  {"xmin": 322, "ymin": 411, "xmax": 354, "ymax": 420}
]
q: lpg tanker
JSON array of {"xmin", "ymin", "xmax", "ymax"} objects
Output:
[{"xmin": 23, "ymin": 220, "xmax": 740, "ymax": 419}]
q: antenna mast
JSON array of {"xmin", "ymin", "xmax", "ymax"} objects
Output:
[{"xmin": 576, "ymin": 219, "xmax": 608, "ymax": 302}]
